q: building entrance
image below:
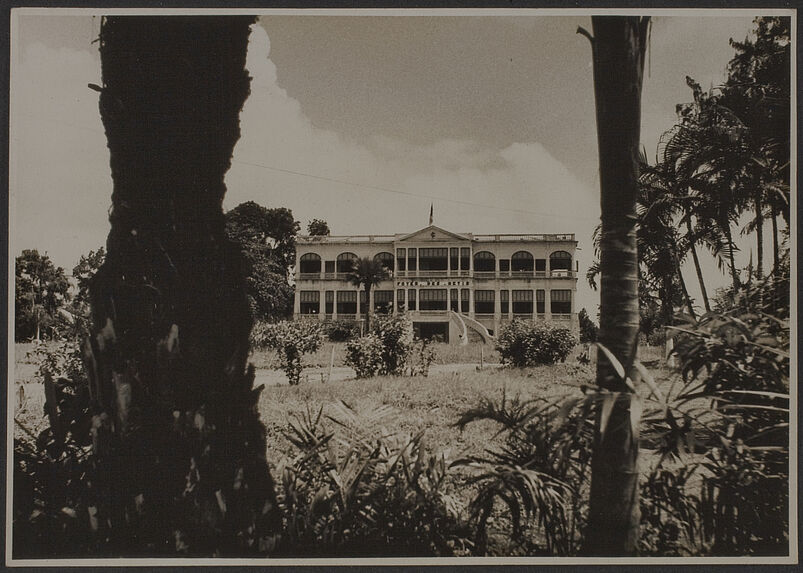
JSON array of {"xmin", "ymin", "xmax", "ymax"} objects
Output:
[{"xmin": 414, "ymin": 322, "xmax": 449, "ymax": 343}]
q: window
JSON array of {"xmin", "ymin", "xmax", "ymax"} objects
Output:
[
  {"xmin": 474, "ymin": 251, "xmax": 495, "ymax": 272},
  {"xmin": 408, "ymin": 289, "xmax": 417, "ymax": 311},
  {"xmin": 450, "ymin": 288, "xmax": 459, "ymax": 312},
  {"xmin": 535, "ymin": 259, "xmax": 546, "ymax": 272},
  {"xmin": 500, "ymin": 289, "xmax": 509, "ymax": 314},
  {"xmin": 461, "ymin": 289, "xmax": 469, "ymax": 313},
  {"xmin": 299, "ymin": 291, "xmax": 320, "ymax": 314},
  {"xmin": 450, "ymin": 248, "xmax": 459, "ymax": 271},
  {"xmin": 374, "ymin": 290, "xmax": 394, "ymax": 314},
  {"xmin": 460, "ymin": 248, "xmax": 470, "ymax": 271},
  {"xmin": 374, "ymin": 252, "xmax": 394, "ymax": 273},
  {"xmin": 408, "ymin": 248, "xmax": 417, "ymax": 272},
  {"xmin": 511, "ymin": 251, "xmax": 534, "ymax": 272},
  {"xmin": 499, "ymin": 259, "xmax": 510, "ymax": 272},
  {"xmin": 536, "ymin": 289, "xmax": 545, "ymax": 314},
  {"xmin": 512, "ymin": 289, "xmax": 533, "ymax": 314},
  {"xmin": 397, "ymin": 289, "xmax": 405, "ymax": 312},
  {"xmin": 324, "ymin": 260, "xmax": 335, "ymax": 273},
  {"xmin": 474, "ymin": 290, "xmax": 495, "ymax": 314},
  {"xmin": 325, "ymin": 290, "xmax": 334, "ymax": 314},
  {"xmin": 397, "ymin": 248, "xmax": 406, "ymax": 271},
  {"xmin": 419, "ymin": 289, "xmax": 447, "ymax": 310},
  {"xmin": 337, "ymin": 290, "xmax": 357, "ymax": 314},
  {"xmin": 551, "ymin": 289, "xmax": 572, "ymax": 314},
  {"xmin": 550, "ymin": 251, "xmax": 572, "ymax": 271},
  {"xmin": 336, "ymin": 252, "xmax": 357, "ymax": 274},
  {"xmin": 299, "ymin": 253, "xmax": 321, "ymax": 274},
  {"xmin": 419, "ymin": 248, "xmax": 448, "ymax": 271}
]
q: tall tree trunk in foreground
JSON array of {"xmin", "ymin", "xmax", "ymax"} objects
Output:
[
  {"xmin": 85, "ymin": 16, "xmax": 280, "ymax": 555},
  {"xmin": 686, "ymin": 219, "xmax": 711, "ymax": 313},
  {"xmin": 581, "ymin": 15, "xmax": 649, "ymax": 556}
]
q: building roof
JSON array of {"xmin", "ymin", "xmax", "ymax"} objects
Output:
[{"xmin": 298, "ymin": 225, "xmax": 575, "ymax": 245}]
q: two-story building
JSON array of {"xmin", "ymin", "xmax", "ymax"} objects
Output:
[{"xmin": 293, "ymin": 224, "xmax": 579, "ymax": 344}]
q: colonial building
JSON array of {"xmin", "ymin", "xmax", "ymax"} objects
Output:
[{"xmin": 293, "ymin": 225, "xmax": 578, "ymax": 343}]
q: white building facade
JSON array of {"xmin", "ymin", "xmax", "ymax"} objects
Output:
[{"xmin": 293, "ymin": 225, "xmax": 579, "ymax": 343}]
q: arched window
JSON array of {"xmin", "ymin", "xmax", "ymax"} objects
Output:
[
  {"xmin": 299, "ymin": 253, "xmax": 321, "ymax": 274},
  {"xmin": 336, "ymin": 252, "xmax": 358, "ymax": 274},
  {"xmin": 511, "ymin": 251, "xmax": 534, "ymax": 272},
  {"xmin": 373, "ymin": 251, "xmax": 394, "ymax": 272},
  {"xmin": 549, "ymin": 250, "xmax": 572, "ymax": 271},
  {"xmin": 473, "ymin": 251, "xmax": 496, "ymax": 272}
]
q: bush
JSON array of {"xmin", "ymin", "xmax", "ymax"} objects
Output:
[
  {"xmin": 344, "ymin": 334, "xmax": 385, "ymax": 379},
  {"xmin": 495, "ymin": 320, "xmax": 576, "ymax": 367},
  {"xmin": 344, "ymin": 314, "xmax": 436, "ymax": 378},
  {"xmin": 325, "ymin": 319, "xmax": 359, "ymax": 342},
  {"xmin": 276, "ymin": 401, "xmax": 471, "ymax": 556},
  {"xmin": 254, "ymin": 320, "xmax": 324, "ymax": 385}
]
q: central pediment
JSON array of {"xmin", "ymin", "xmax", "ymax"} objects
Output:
[{"xmin": 397, "ymin": 225, "xmax": 471, "ymax": 243}]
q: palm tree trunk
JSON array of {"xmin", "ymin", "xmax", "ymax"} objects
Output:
[
  {"xmin": 85, "ymin": 16, "xmax": 280, "ymax": 555},
  {"xmin": 365, "ymin": 283, "xmax": 372, "ymax": 332},
  {"xmin": 723, "ymin": 220, "xmax": 740, "ymax": 290},
  {"xmin": 582, "ymin": 15, "xmax": 649, "ymax": 556},
  {"xmin": 771, "ymin": 205, "xmax": 779, "ymax": 273},
  {"xmin": 686, "ymin": 219, "xmax": 710, "ymax": 312},
  {"xmin": 754, "ymin": 189, "xmax": 764, "ymax": 279},
  {"xmin": 675, "ymin": 255, "xmax": 696, "ymax": 320}
]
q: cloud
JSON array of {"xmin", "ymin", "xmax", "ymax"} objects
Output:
[{"xmin": 227, "ymin": 24, "xmax": 600, "ymax": 309}]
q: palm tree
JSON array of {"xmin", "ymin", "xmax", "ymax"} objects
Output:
[
  {"xmin": 579, "ymin": 15, "xmax": 649, "ymax": 556},
  {"xmin": 85, "ymin": 16, "xmax": 281, "ymax": 555},
  {"xmin": 346, "ymin": 257, "xmax": 390, "ymax": 332}
]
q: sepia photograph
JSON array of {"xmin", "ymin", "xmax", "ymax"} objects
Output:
[{"xmin": 6, "ymin": 7, "xmax": 795, "ymax": 565}]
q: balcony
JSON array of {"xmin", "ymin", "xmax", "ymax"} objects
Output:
[
  {"xmin": 550, "ymin": 270, "xmax": 575, "ymax": 279},
  {"xmin": 552, "ymin": 313, "xmax": 573, "ymax": 322},
  {"xmin": 298, "ymin": 272, "xmax": 322, "ymax": 281},
  {"xmin": 473, "ymin": 271, "xmax": 496, "ymax": 279}
]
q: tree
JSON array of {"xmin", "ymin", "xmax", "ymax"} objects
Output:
[
  {"xmin": 307, "ymin": 218, "xmax": 330, "ymax": 236},
  {"xmin": 80, "ymin": 16, "xmax": 281, "ymax": 555},
  {"xmin": 346, "ymin": 257, "xmax": 390, "ymax": 332},
  {"xmin": 225, "ymin": 201, "xmax": 299, "ymax": 320},
  {"xmin": 579, "ymin": 16, "xmax": 649, "ymax": 556},
  {"xmin": 72, "ymin": 247, "xmax": 105, "ymax": 311},
  {"xmin": 577, "ymin": 308, "xmax": 598, "ymax": 343},
  {"xmin": 15, "ymin": 249, "xmax": 70, "ymax": 341}
]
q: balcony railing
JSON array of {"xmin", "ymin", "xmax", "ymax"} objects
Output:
[
  {"xmin": 513, "ymin": 313, "xmax": 534, "ymax": 320},
  {"xmin": 552, "ymin": 313, "xmax": 573, "ymax": 321},
  {"xmin": 474, "ymin": 313, "xmax": 495, "ymax": 320},
  {"xmin": 298, "ymin": 272, "xmax": 322, "ymax": 280},
  {"xmin": 550, "ymin": 270, "xmax": 575, "ymax": 278},
  {"xmin": 473, "ymin": 271, "xmax": 496, "ymax": 279}
]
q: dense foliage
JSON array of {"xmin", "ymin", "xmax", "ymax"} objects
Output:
[
  {"xmin": 225, "ymin": 201, "xmax": 299, "ymax": 321},
  {"xmin": 15, "ymin": 250, "xmax": 71, "ymax": 341},
  {"xmin": 578, "ymin": 309, "xmax": 598, "ymax": 343},
  {"xmin": 495, "ymin": 320, "xmax": 576, "ymax": 367},
  {"xmin": 325, "ymin": 319, "xmax": 359, "ymax": 342},
  {"xmin": 254, "ymin": 320, "xmax": 326, "ymax": 385},
  {"xmin": 275, "ymin": 401, "xmax": 470, "ymax": 556},
  {"xmin": 306, "ymin": 218, "xmax": 330, "ymax": 236},
  {"xmin": 344, "ymin": 314, "xmax": 435, "ymax": 378}
]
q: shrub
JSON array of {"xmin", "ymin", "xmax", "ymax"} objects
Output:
[
  {"xmin": 254, "ymin": 320, "xmax": 324, "ymax": 385},
  {"xmin": 495, "ymin": 320, "xmax": 576, "ymax": 367},
  {"xmin": 276, "ymin": 401, "xmax": 471, "ymax": 556},
  {"xmin": 344, "ymin": 334, "xmax": 385, "ymax": 379},
  {"xmin": 371, "ymin": 313, "xmax": 414, "ymax": 375},
  {"xmin": 326, "ymin": 319, "xmax": 359, "ymax": 342},
  {"xmin": 409, "ymin": 339, "xmax": 436, "ymax": 377},
  {"xmin": 344, "ymin": 314, "xmax": 436, "ymax": 378}
]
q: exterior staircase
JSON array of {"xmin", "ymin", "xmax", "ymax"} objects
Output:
[
  {"xmin": 448, "ymin": 311, "xmax": 469, "ymax": 346},
  {"xmin": 455, "ymin": 312, "xmax": 495, "ymax": 345}
]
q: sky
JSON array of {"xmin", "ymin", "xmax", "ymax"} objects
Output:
[{"xmin": 10, "ymin": 10, "xmax": 778, "ymax": 314}]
